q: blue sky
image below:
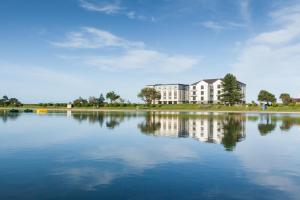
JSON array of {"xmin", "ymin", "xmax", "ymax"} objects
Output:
[{"xmin": 1, "ymin": 0, "xmax": 300, "ymax": 103}]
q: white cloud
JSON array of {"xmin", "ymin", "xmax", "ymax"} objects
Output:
[
  {"xmin": 254, "ymin": 5, "xmax": 300, "ymax": 45},
  {"xmin": 79, "ymin": 0, "xmax": 155, "ymax": 22},
  {"xmin": 81, "ymin": 49, "xmax": 200, "ymax": 73},
  {"xmin": 201, "ymin": 21, "xmax": 225, "ymax": 31},
  {"xmin": 79, "ymin": 0, "xmax": 122, "ymax": 14},
  {"xmin": 239, "ymin": 0, "xmax": 251, "ymax": 23},
  {"xmin": 54, "ymin": 27, "xmax": 201, "ymax": 73},
  {"xmin": 232, "ymin": 4, "xmax": 300, "ymax": 101},
  {"xmin": 52, "ymin": 27, "xmax": 144, "ymax": 49},
  {"xmin": 201, "ymin": 20, "xmax": 246, "ymax": 31}
]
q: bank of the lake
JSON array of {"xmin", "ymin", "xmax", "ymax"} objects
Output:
[{"xmin": 2, "ymin": 104, "xmax": 300, "ymax": 114}]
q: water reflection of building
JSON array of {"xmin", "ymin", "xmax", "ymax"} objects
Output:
[{"xmin": 148, "ymin": 113, "xmax": 246, "ymax": 144}]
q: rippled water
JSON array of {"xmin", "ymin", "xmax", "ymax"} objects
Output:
[{"xmin": 0, "ymin": 111, "xmax": 300, "ymax": 200}]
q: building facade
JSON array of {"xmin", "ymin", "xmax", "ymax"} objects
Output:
[
  {"xmin": 147, "ymin": 78, "xmax": 246, "ymax": 104},
  {"xmin": 147, "ymin": 84, "xmax": 189, "ymax": 104}
]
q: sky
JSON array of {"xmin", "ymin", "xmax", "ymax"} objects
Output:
[{"xmin": 1, "ymin": 0, "xmax": 300, "ymax": 103}]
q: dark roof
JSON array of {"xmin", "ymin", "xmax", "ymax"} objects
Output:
[
  {"xmin": 191, "ymin": 78, "xmax": 221, "ymax": 85},
  {"xmin": 191, "ymin": 78, "xmax": 246, "ymax": 86}
]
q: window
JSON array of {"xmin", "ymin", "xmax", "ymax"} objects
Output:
[
  {"xmin": 174, "ymin": 91, "xmax": 177, "ymax": 98},
  {"xmin": 218, "ymin": 90, "xmax": 221, "ymax": 94},
  {"xmin": 193, "ymin": 86, "xmax": 196, "ymax": 90},
  {"xmin": 217, "ymin": 84, "xmax": 221, "ymax": 89},
  {"xmin": 201, "ymin": 91, "xmax": 204, "ymax": 95},
  {"xmin": 193, "ymin": 97, "xmax": 196, "ymax": 101},
  {"xmin": 193, "ymin": 91, "xmax": 196, "ymax": 95},
  {"xmin": 201, "ymin": 97, "xmax": 204, "ymax": 101},
  {"xmin": 201, "ymin": 85, "xmax": 204, "ymax": 89}
]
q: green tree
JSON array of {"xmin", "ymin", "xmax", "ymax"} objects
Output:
[
  {"xmin": 258, "ymin": 90, "xmax": 276, "ymax": 105},
  {"xmin": 0, "ymin": 96, "xmax": 22, "ymax": 107},
  {"xmin": 138, "ymin": 87, "xmax": 161, "ymax": 104},
  {"xmin": 8, "ymin": 98, "xmax": 22, "ymax": 107},
  {"xmin": 279, "ymin": 93, "xmax": 292, "ymax": 105},
  {"xmin": 88, "ymin": 96, "xmax": 98, "ymax": 106},
  {"xmin": 106, "ymin": 91, "xmax": 120, "ymax": 103},
  {"xmin": 220, "ymin": 74, "xmax": 244, "ymax": 106},
  {"xmin": 98, "ymin": 94, "xmax": 105, "ymax": 105},
  {"xmin": 73, "ymin": 97, "xmax": 88, "ymax": 106}
]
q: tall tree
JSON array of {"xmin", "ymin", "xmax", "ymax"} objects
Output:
[
  {"xmin": 220, "ymin": 74, "xmax": 244, "ymax": 106},
  {"xmin": 258, "ymin": 90, "xmax": 276, "ymax": 105},
  {"xmin": 138, "ymin": 87, "xmax": 161, "ymax": 104},
  {"xmin": 88, "ymin": 96, "xmax": 98, "ymax": 106},
  {"xmin": 106, "ymin": 91, "xmax": 120, "ymax": 103},
  {"xmin": 98, "ymin": 94, "xmax": 105, "ymax": 105},
  {"xmin": 279, "ymin": 93, "xmax": 291, "ymax": 105},
  {"xmin": 73, "ymin": 97, "xmax": 88, "ymax": 106}
]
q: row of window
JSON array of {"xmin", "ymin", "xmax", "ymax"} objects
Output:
[
  {"xmin": 192, "ymin": 85, "xmax": 221, "ymax": 90},
  {"xmin": 191, "ymin": 90, "xmax": 222, "ymax": 95}
]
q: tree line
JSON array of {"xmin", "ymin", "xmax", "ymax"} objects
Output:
[
  {"xmin": 72, "ymin": 91, "xmax": 133, "ymax": 107},
  {"xmin": 257, "ymin": 90, "xmax": 297, "ymax": 106},
  {"xmin": 0, "ymin": 95, "xmax": 22, "ymax": 107}
]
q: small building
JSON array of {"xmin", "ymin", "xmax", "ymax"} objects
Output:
[
  {"xmin": 293, "ymin": 98, "xmax": 300, "ymax": 104},
  {"xmin": 67, "ymin": 103, "xmax": 73, "ymax": 109}
]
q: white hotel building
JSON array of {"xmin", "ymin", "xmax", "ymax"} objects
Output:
[{"xmin": 147, "ymin": 78, "xmax": 246, "ymax": 104}]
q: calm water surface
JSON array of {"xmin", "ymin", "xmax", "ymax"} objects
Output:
[{"xmin": 0, "ymin": 111, "xmax": 300, "ymax": 200}]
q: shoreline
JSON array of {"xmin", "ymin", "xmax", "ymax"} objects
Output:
[{"xmin": 1, "ymin": 107, "xmax": 300, "ymax": 114}]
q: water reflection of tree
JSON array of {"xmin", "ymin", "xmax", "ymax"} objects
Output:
[
  {"xmin": 221, "ymin": 114, "xmax": 245, "ymax": 151},
  {"xmin": 138, "ymin": 113, "xmax": 161, "ymax": 135},
  {"xmin": 72, "ymin": 111, "xmax": 139, "ymax": 129},
  {"xmin": 257, "ymin": 114, "xmax": 276, "ymax": 136},
  {"xmin": 279, "ymin": 117, "xmax": 300, "ymax": 131},
  {"xmin": 0, "ymin": 111, "xmax": 20, "ymax": 123},
  {"xmin": 72, "ymin": 112, "xmax": 105, "ymax": 127},
  {"xmin": 258, "ymin": 123, "xmax": 276, "ymax": 135}
]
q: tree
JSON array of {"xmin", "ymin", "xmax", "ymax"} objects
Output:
[
  {"xmin": 258, "ymin": 90, "xmax": 276, "ymax": 105},
  {"xmin": 99, "ymin": 94, "xmax": 105, "ymax": 105},
  {"xmin": 73, "ymin": 97, "xmax": 88, "ymax": 106},
  {"xmin": 106, "ymin": 91, "xmax": 120, "ymax": 103},
  {"xmin": 220, "ymin": 74, "xmax": 244, "ymax": 106},
  {"xmin": 88, "ymin": 96, "xmax": 98, "ymax": 106},
  {"xmin": 0, "ymin": 96, "xmax": 22, "ymax": 107},
  {"xmin": 279, "ymin": 93, "xmax": 292, "ymax": 105},
  {"xmin": 8, "ymin": 98, "xmax": 22, "ymax": 107},
  {"xmin": 138, "ymin": 88, "xmax": 161, "ymax": 104}
]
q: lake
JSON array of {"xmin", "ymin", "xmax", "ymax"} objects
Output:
[{"xmin": 0, "ymin": 111, "xmax": 300, "ymax": 200}]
